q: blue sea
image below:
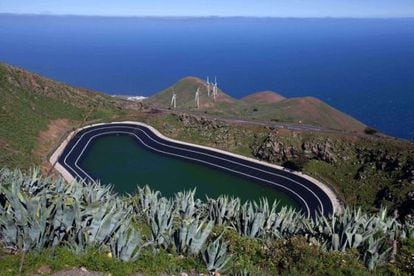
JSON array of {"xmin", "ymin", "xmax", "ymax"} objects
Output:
[{"xmin": 1, "ymin": 15, "xmax": 413, "ymax": 139}]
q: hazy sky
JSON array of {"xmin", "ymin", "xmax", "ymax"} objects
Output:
[{"xmin": 1, "ymin": 0, "xmax": 414, "ymax": 18}]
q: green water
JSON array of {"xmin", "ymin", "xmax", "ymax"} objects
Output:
[{"xmin": 80, "ymin": 134, "xmax": 297, "ymax": 207}]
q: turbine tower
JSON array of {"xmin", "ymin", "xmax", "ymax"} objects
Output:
[
  {"xmin": 212, "ymin": 77, "xmax": 218, "ymax": 101},
  {"xmin": 206, "ymin": 76, "xmax": 211, "ymax": 97},
  {"xmin": 195, "ymin": 87, "xmax": 200, "ymax": 108},
  {"xmin": 170, "ymin": 88, "xmax": 177, "ymax": 109}
]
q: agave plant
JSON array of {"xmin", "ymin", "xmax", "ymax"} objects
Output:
[
  {"xmin": 401, "ymin": 218, "xmax": 414, "ymax": 239},
  {"xmin": 313, "ymin": 208, "xmax": 386, "ymax": 252},
  {"xmin": 50, "ymin": 194, "xmax": 82, "ymax": 246},
  {"xmin": 79, "ymin": 181, "xmax": 115, "ymax": 205},
  {"xmin": 111, "ymin": 224, "xmax": 146, "ymax": 262},
  {"xmin": 207, "ymin": 195, "xmax": 240, "ymax": 226},
  {"xmin": 309, "ymin": 207, "xmax": 402, "ymax": 270},
  {"xmin": 134, "ymin": 185, "xmax": 161, "ymax": 218},
  {"xmin": 150, "ymin": 198, "xmax": 175, "ymax": 248},
  {"xmin": 0, "ymin": 168, "xmax": 138, "ymax": 261},
  {"xmin": 65, "ymin": 229, "xmax": 89, "ymax": 256},
  {"xmin": 2, "ymin": 168, "xmax": 414, "ymax": 271},
  {"xmin": 203, "ymin": 235, "xmax": 231, "ymax": 275},
  {"xmin": 270, "ymin": 206, "xmax": 306, "ymax": 238},
  {"xmin": 235, "ymin": 201, "xmax": 267, "ymax": 238},
  {"xmin": 362, "ymin": 236, "xmax": 392, "ymax": 270},
  {"xmin": 174, "ymin": 217, "xmax": 213, "ymax": 255},
  {"xmin": 84, "ymin": 200, "xmax": 132, "ymax": 246},
  {"xmin": 0, "ymin": 191, "xmax": 51, "ymax": 251},
  {"xmin": 174, "ymin": 189, "xmax": 203, "ymax": 221},
  {"xmin": 0, "ymin": 169, "xmax": 54, "ymax": 251},
  {"xmin": 253, "ymin": 199, "xmax": 278, "ymax": 226},
  {"xmin": 232, "ymin": 269, "xmax": 252, "ymax": 276}
]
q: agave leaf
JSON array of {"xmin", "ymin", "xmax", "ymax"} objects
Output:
[{"xmin": 203, "ymin": 235, "xmax": 231, "ymax": 273}]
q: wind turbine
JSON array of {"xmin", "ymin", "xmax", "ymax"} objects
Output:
[
  {"xmin": 206, "ymin": 76, "xmax": 211, "ymax": 97},
  {"xmin": 195, "ymin": 87, "xmax": 200, "ymax": 108},
  {"xmin": 212, "ymin": 76, "xmax": 218, "ymax": 101},
  {"xmin": 170, "ymin": 88, "xmax": 177, "ymax": 109}
]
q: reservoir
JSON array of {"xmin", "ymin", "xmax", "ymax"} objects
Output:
[{"xmin": 79, "ymin": 133, "xmax": 297, "ymax": 207}]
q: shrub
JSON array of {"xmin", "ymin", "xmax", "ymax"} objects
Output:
[
  {"xmin": 282, "ymin": 158, "xmax": 308, "ymax": 171},
  {"xmin": 272, "ymin": 236, "xmax": 369, "ymax": 275},
  {"xmin": 365, "ymin": 127, "xmax": 378, "ymax": 135},
  {"xmin": 396, "ymin": 238, "xmax": 414, "ymax": 274}
]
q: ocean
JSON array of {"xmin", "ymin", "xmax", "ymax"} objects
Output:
[{"xmin": 0, "ymin": 15, "xmax": 413, "ymax": 139}]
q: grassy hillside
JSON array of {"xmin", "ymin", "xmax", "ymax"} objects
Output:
[
  {"xmin": 243, "ymin": 96, "xmax": 366, "ymax": 132},
  {"xmin": 0, "ymin": 63, "xmax": 127, "ymax": 168},
  {"xmin": 0, "ymin": 63, "xmax": 412, "ymax": 215},
  {"xmin": 0, "ymin": 63, "xmax": 413, "ymax": 274},
  {"xmin": 147, "ymin": 77, "xmax": 366, "ymax": 132}
]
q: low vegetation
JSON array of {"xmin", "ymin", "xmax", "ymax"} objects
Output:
[
  {"xmin": 2, "ymin": 62, "xmax": 413, "ymax": 215},
  {"xmin": 1, "ymin": 168, "xmax": 413, "ymax": 274},
  {"xmin": 144, "ymin": 113, "xmax": 414, "ymax": 218},
  {"xmin": 1, "ymin": 62, "xmax": 414, "ymax": 273},
  {"xmin": 0, "ymin": 63, "xmax": 130, "ymax": 169}
]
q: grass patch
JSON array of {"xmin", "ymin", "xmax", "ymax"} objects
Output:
[
  {"xmin": 0, "ymin": 246, "xmax": 206, "ymax": 276},
  {"xmin": 0, "ymin": 63, "xmax": 124, "ymax": 169}
]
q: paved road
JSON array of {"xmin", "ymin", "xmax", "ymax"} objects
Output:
[
  {"xmin": 58, "ymin": 123, "xmax": 334, "ymax": 218},
  {"xmin": 149, "ymin": 107, "xmax": 410, "ymax": 146},
  {"xmin": 155, "ymin": 107, "xmax": 347, "ymax": 134}
]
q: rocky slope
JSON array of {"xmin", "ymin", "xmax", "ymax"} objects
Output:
[
  {"xmin": 249, "ymin": 128, "xmax": 414, "ymax": 216},
  {"xmin": 146, "ymin": 112, "xmax": 413, "ymax": 216},
  {"xmin": 251, "ymin": 130, "xmax": 339, "ymax": 164}
]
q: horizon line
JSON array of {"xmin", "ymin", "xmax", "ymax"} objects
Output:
[{"xmin": 1, "ymin": 12, "xmax": 414, "ymax": 20}]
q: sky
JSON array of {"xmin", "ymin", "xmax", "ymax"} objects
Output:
[{"xmin": 1, "ymin": 0, "xmax": 414, "ymax": 18}]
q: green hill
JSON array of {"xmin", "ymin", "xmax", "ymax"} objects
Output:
[
  {"xmin": 0, "ymin": 63, "xmax": 127, "ymax": 168},
  {"xmin": 147, "ymin": 78, "xmax": 366, "ymax": 132}
]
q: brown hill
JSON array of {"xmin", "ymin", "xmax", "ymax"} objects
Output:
[
  {"xmin": 145, "ymin": 77, "xmax": 240, "ymax": 115},
  {"xmin": 241, "ymin": 91, "xmax": 285, "ymax": 105},
  {"xmin": 247, "ymin": 97, "xmax": 366, "ymax": 132},
  {"xmin": 147, "ymin": 78, "xmax": 367, "ymax": 132}
]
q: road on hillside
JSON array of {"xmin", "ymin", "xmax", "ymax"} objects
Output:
[
  {"xmin": 153, "ymin": 107, "xmax": 351, "ymax": 134},
  {"xmin": 151, "ymin": 107, "xmax": 401, "ymax": 142}
]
